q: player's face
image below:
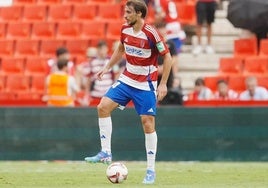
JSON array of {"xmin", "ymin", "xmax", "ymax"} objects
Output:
[{"xmin": 124, "ymin": 5, "xmax": 139, "ymax": 26}]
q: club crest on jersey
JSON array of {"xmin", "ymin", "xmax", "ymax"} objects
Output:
[{"xmin": 156, "ymin": 42, "xmax": 165, "ymax": 53}]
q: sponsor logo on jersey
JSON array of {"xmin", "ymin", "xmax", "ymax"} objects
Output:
[{"xmin": 125, "ymin": 46, "xmax": 144, "ymax": 56}]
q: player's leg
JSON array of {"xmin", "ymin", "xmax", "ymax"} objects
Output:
[
  {"xmin": 131, "ymin": 88, "xmax": 157, "ymax": 184},
  {"xmin": 85, "ymin": 81, "xmax": 131, "ymax": 164},
  {"xmin": 85, "ymin": 97, "xmax": 118, "ymax": 164},
  {"xmin": 141, "ymin": 115, "xmax": 157, "ymax": 184}
]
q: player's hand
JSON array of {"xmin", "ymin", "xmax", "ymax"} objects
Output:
[
  {"xmin": 157, "ymin": 84, "xmax": 168, "ymax": 101},
  {"xmin": 96, "ymin": 67, "xmax": 109, "ymax": 81}
]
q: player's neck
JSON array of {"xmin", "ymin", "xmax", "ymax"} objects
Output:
[{"xmin": 132, "ymin": 19, "xmax": 144, "ymax": 34}]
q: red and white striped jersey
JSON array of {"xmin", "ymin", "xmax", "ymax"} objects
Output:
[{"xmin": 118, "ymin": 23, "xmax": 169, "ymax": 91}]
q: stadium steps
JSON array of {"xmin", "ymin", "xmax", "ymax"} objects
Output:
[{"xmin": 178, "ymin": 4, "xmax": 241, "ymax": 95}]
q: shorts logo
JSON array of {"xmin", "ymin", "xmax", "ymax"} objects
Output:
[
  {"xmin": 147, "ymin": 108, "xmax": 154, "ymax": 113},
  {"xmin": 156, "ymin": 42, "xmax": 165, "ymax": 53}
]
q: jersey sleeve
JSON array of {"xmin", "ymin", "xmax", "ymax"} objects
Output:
[{"xmin": 145, "ymin": 24, "xmax": 170, "ymax": 56}]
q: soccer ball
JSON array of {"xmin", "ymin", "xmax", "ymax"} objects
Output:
[{"xmin": 106, "ymin": 162, "xmax": 128, "ymax": 184}]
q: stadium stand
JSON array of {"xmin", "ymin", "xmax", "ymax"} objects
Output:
[
  {"xmin": 0, "ymin": 5, "xmax": 23, "ymax": 22},
  {"xmin": 24, "ymin": 57, "xmax": 48, "ymax": 76},
  {"xmin": 259, "ymin": 39, "xmax": 268, "ymax": 57},
  {"xmin": 218, "ymin": 57, "xmax": 244, "ymax": 76},
  {"xmin": 39, "ymin": 39, "xmax": 65, "ymax": 57},
  {"xmin": 31, "ymin": 22, "xmax": 56, "ymax": 39},
  {"xmin": 22, "ymin": 5, "xmax": 48, "ymax": 22},
  {"xmin": 72, "ymin": 4, "xmax": 97, "ymax": 21},
  {"xmin": 0, "ymin": 57, "xmax": 25, "ymax": 76},
  {"xmin": 14, "ymin": 39, "xmax": 40, "ymax": 58},
  {"xmin": 6, "ymin": 22, "xmax": 32, "ymax": 39},
  {"xmin": 0, "ymin": 39, "xmax": 14, "ymax": 56}
]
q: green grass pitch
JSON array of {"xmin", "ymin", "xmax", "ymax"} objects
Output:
[{"xmin": 0, "ymin": 161, "xmax": 268, "ymax": 188}]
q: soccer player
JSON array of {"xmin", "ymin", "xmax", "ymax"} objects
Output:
[{"xmin": 84, "ymin": 0, "xmax": 172, "ymax": 184}]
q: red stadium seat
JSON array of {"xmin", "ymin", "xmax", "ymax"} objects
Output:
[
  {"xmin": 257, "ymin": 76, "xmax": 268, "ymax": 89},
  {"xmin": 73, "ymin": 4, "xmax": 97, "ymax": 21},
  {"xmin": 5, "ymin": 75, "xmax": 30, "ymax": 93},
  {"xmin": 47, "ymin": 4, "xmax": 73, "ymax": 22},
  {"xmin": 31, "ymin": 74, "xmax": 46, "ymax": 94},
  {"xmin": 17, "ymin": 92, "xmax": 42, "ymax": 100},
  {"xmin": 0, "ymin": 92, "xmax": 16, "ymax": 100},
  {"xmin": 0, "ymin": 75, "xmax": 6, "ymax": 91},
  {"xmin": 13, "ymin": 0, "xmax": 36, "ymax": 4},
  {"xmin": 56, "ymin": 22, "xmax": 81, "ymax": 39},
  {"xmin": 259, "ymin": 39, "xmax": 268, "ymax": 57},
  {"xmin": 234, "ymin": 38, "xmax": 258, "ymax": 59},
  {"xmin": 25, "ymin": 57, "xmax": 48, "ymax": 76},
  {"xmin": 228, "ymin": 75, "xmax": 246, "ymax": 93},
  {"xmin": 65, "ymin": 39, "xmax": 89, "ymax": 57},
  {"xmin": 23, "ymin": 5, "xmax": 48, "ymax": 22},
  {"xmin": 98, "ymin": 4, "xmax": 122, "ymax": 22},
  {"xmin": 243, "ymin": 57, "xmax": 268, "ymax": 76},
  {"xmin": 146, "ymin": 5, "xmax": 155, "ymax": 24},
  {"xmin": 176, "ymin": 2, "xmax": 196, "ymax": 25},
  {"xmin": 87, "ymin": 0, "xmax": 110, "ymax": 4},
  {"xmin": 204, "ymin": 76, "xmax": 228, "ymax": 91},
  {"xmin": 0, "ymin": 5, "xmax": 23, "ymax": 22},
  {"xmin": 0, "ymin": 57, "xmax": 25, "ymax": 76},
  {"xmin": 6, "ymin": 23, "xmax": 32, "ymax": 40},
  {"xmin": 40, "ymin": 39, "xmax": 65, "ymax": 57},
  {"xmin": 63, "ymin": 0, "xmax": 86, "ymax": 4},
  {"xmin": 218, "ymin": 57, "xmax": 244, "ymax": 76},
  {"xmin": 15, "ymin": 40, "xmax": 40, "ymax": 58},
  {"xmin": 106, "ymin": 21, "xmax": 124, "ymax": 41},
  {"xmin": 32, "ymin": 22, "xmax": 56, "ymax": 39},
  {"xmin": 37, "ymin": 0, "xmax": 61, "ymax": 4},
  {"xmin": 81, "ymin": 21, "xmax": 106, "ymax": 40},
  {"xmin": 0, "ymin": 23, "xmax": 6, "ymax": 39},
  {"xmin": 0, "ymin": 40, "xmax": 15, "ymax": 56}
]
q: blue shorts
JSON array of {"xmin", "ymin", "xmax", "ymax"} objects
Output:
[
  {"xmin": 105, "ymin": 81, "xmax": 157, "ymax": 116},
  {"xmin": 171, "ymin": 38, "xmax": 183, "ymax": 53}
]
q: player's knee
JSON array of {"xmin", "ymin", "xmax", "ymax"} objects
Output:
[
  {"xmin": 97, "ymin": 102, "xmax": 110, "ymax": 116},
  {"xmin": 141, "ymin": 116, "xmax": 155, "ymax": 133}
]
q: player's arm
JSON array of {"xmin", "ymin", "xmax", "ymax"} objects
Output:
[
  {"xmin": 96, "ymin": 42, "xmax": 125, "ymax": 81},
  {"xmin": 157, "ymin": 52, "xmax": 173, "ymax": 101}
]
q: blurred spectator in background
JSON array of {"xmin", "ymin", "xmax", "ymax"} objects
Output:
[
  {"xmin": 75, "ymin": 47, "xmax": 97, "ymax": 90},
  {"xmin": 239, "ymin": 76, "xmax": 268, "ymax": 101},
  {"xmin": 154, "ymin": 0, "xmax": 186, "ymax": 76},
  {"xmin": 47, "ymin": 47, "xmax": 75, "ymax": 75},
  {"xmin": 192, "ymin": 0, "xmax": 219, "ymax": 55},
  {"xmin": 188, "ymin": 77, "xmax": 213, "ymax": 100},
  {"xmin": 155, "ymin": 22, "xmax": 183, "ymax": 105},
  {"xmin": 214, "ymin": 79, "xmax": 238, "ymax": 100},
  {"xmin": 83, "ymin": 40, "xmax": 119, "ymax": 106},
  {"xmin": 44, "ymin": 59, "xmax": 79, "ymax": 107}
]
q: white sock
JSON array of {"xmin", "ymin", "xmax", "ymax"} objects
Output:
[
  {"xmin": 99, "ymin": 117, "xmax": 112, "ymax": 154},
  {"xmin": 145, "ymin": 131, "xmax": 157, "ymax": 171}
]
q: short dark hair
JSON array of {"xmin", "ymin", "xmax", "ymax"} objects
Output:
[
  {"xmin": 57, "ymin": 59, "xmax": 68, "ymax": 70},
  {"xmin": 97, "ymin": 40, "xmax": 107, "ymax": 48},
  {"xmin": 56, "ymin": 47, "xmax": 69, "ymax": 57},
  {"xmin": 126, "ymin": 0, "xmax": 147, "ymax": 18},
  {"xmin": 217, "ymin": 79, "xmax": 228, "ymax": 85},
  {"xmin": 195, "ymin": 77, "xmax": 205, "ymax": 86}
]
